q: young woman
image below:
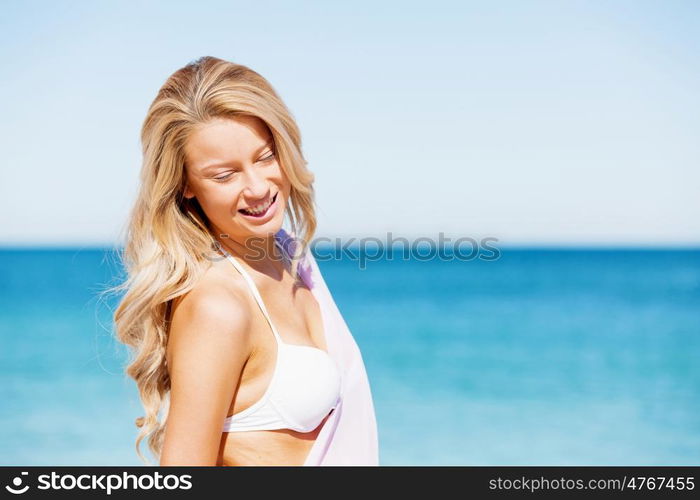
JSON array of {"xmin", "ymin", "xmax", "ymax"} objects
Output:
[{"xmin": 111, "ymin": 56, "xmax": 378, "ymax": 466}]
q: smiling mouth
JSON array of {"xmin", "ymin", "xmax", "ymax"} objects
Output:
[{"xmin": 238, "ymin": 192, "xmax": 277, "ymax": 217}]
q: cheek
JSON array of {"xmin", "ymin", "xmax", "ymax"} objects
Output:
[
  {"xmin": 275, "ymin": 165, "xmax": 291, "ymax": 190},
  {"xmin": 199, "ymin": 186, "xmax": 241, "ymax": 212}
]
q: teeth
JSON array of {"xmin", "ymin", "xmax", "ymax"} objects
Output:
[{"xmin": 243, "ymin": 196, "xmax": 273, "ymax": 215}]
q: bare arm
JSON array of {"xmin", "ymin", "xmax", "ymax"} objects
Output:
[{"xmin": 160, "ymin": 283, "xmax": 251, "ymax": 466}]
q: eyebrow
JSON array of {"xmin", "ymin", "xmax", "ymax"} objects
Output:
[{"xmin": 199, "ymin": 140, "xmax": 274, "ymax": 173}]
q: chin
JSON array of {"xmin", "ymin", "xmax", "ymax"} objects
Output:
[
  {"xmin": 243, "ymin": 217, "xmax": 283, "ymax": 236},
  {"xmin": 250, "ymin": 223, "xmax": 282, "ymax": 237}
]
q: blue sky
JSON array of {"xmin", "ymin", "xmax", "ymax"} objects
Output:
[{"xmin": 1, "ymin": 0, "xmax": 698, "ymax": 246}]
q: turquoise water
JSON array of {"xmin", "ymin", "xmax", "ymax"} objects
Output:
[{"xmin": 1, "ymin": 247, "xmax": 698, "ymax": 465}]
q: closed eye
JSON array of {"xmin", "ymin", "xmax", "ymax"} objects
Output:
[
  {"xmin": 212, "ymin": 152, "xmax": 275, "ymax": 182},
  {"xmin": 260, "ymin": 151, "xmax": 275, "ymax": 163},
  {"xmin": 214, "ymin": 172, "xmax": 235, "ymax": 181}
]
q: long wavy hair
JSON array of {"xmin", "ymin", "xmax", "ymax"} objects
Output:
[{"xmin": 106, "ymin": 56, "xmax": 317, "ymax": 464}]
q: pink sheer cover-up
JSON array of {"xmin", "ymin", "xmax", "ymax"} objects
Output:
[{"xmin": 273, "ymin": 228, "xmax": 379, "ymax": 466}]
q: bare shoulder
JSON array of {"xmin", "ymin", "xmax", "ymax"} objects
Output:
[
  {"xmin": 167, "ymin": 264, "xmax": 253, "ymax": 368},
  {"xmin": 160, "ymin": 265, "xmax": 253, "ymax": 465}
]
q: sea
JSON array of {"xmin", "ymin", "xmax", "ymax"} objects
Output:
[{"xmin": 1, "ymin": 245, "xmax": 698, "ymax": 465}]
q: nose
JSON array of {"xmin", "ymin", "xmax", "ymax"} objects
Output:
[{"xmin": 241, "ymin": 166, "xmax": 270, "ymax": 201}]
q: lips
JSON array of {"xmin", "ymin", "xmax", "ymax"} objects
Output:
[{"xmin": 238, "ymin": 192, "xmax": 277, "ymax": 217}]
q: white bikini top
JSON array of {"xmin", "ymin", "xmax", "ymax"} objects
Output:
[{"xmin": 219, "ymin": 238, "xmax": 342, "ymax": 433}]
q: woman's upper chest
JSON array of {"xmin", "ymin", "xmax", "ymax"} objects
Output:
[{"xmin": 247, "ymin": 270, "xmax": 327, "ymax": 352}]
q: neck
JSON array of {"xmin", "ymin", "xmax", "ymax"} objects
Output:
[{"xmin": 215, "ymin": 232, "xmax": 286, "ymax": 278}]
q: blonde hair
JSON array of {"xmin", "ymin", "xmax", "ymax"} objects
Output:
[{"xmin": 106, "ymin": 56, "xmax": 317, "ymax": 464}]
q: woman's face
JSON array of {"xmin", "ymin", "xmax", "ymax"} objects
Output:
[{"xmin": 183, "ymin": 115, "xmax": 290, "ymax": 247}]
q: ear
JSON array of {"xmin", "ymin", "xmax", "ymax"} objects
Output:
[{"xmin": 183, "ymin": 185, "xmax": 195, "ymax": 200}]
